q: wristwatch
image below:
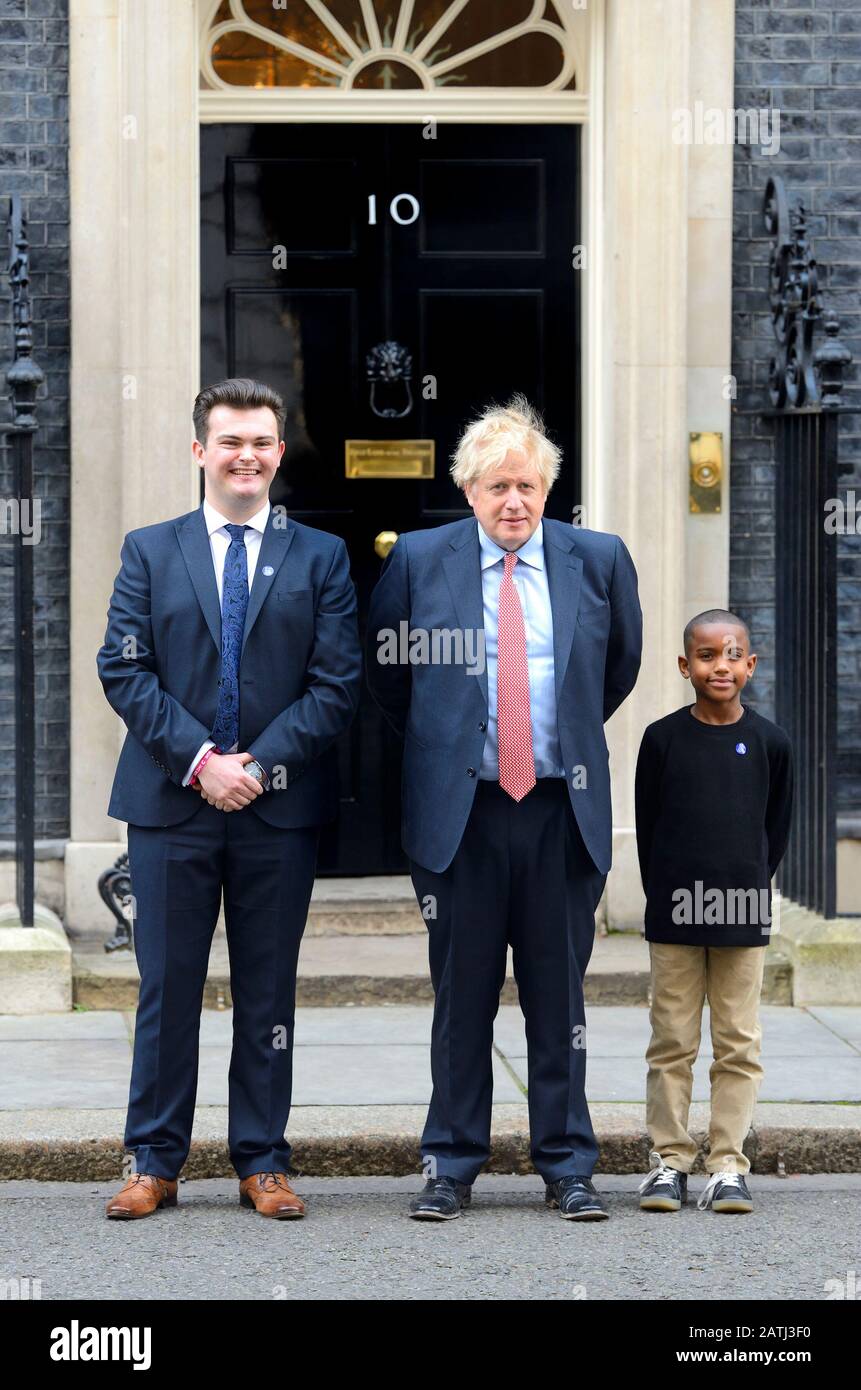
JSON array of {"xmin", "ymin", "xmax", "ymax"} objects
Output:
[{"xmin": 245, "ymin": 758, "xmax": 270, "ymax": 790}]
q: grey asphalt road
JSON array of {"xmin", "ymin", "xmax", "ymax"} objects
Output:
[{"xmin": 1, "ymin": 1175, "xmax": 859, "ymax": 1302}]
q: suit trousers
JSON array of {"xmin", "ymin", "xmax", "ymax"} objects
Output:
[
  {"xmin": 124, "ymin": 798, "xmax": 319, "ymax": 1179},
  {"xmin": 409, "ymin": 777, "xmax": 607, "ymax": 1185},
  {"xmin": 645, "ymin": 942, "xmax": 766, "ymax": 1175}
]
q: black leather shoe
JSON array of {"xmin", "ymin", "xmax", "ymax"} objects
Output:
[
  {"xmin": 638, "ymin": 1151, "xmax": 688, "ymax": 1211},
  {"xmin": 409, "ymin": 1176, "xmax": 471, "ymax": 1221},
  {"xmin": 545, "ymin": 1175, "xmax": 609, "ymax": 1221}
]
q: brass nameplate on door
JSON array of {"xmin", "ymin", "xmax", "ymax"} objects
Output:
[{"xmin": 346, "ymin": 440, "xmax": 435, "ymax": 479}]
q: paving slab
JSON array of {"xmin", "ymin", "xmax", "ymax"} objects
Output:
[{"xmin": 1, "ymin": 1004, "xmax": 858, "ymax": 1113}]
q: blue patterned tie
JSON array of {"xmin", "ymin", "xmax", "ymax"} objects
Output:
[{"xmin": 211, "ymin": 523, "xmax": 249, "ymax": 754}]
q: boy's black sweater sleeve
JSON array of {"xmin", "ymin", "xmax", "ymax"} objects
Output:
[
  {"xmin": 635, "ymin": 725, "xmax": 662, "ymax": 894},
  {"xmin": 765, "ymin": 732, "xmax": 794, "ymax": 877}
]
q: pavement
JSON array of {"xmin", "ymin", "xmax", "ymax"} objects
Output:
[{"xmin": 1, "ymin": 1002, "xmax": 859, "ymax": 1179}]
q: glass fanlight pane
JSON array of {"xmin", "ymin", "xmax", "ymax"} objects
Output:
[
  {"xmin": 438, "ymin": 32, "xmax": 567, "ymax": 87},
  {"xmin": 212, "ymin": 33, "xmax": 342, "ymax": 87},
  {"xmin": 211, "ymin": 0, "xmax": 350, "ymax": 87},
  {"xmin": 206, "ymin": 0, "xmax": 574, "ymax": 89}
]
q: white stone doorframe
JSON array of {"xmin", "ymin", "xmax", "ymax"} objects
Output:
[{"xmin": 66, "ymin": 0, "xmax": 734, "ymax": 932}]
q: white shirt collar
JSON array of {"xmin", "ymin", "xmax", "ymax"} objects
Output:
[
  {"xmin": 202, "ymin": 496, "xmax": 270, "ymax": 538},
  {"xmin": 477, "ymin": 518, "xmax": 544, "ymax": 571}
]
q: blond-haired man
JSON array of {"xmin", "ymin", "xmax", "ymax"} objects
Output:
[{"xmin": 367, "ymin": 397, "xmax": 642, "ymax": 1221}]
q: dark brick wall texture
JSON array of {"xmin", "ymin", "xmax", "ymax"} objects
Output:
[
  {"xmin": 731, "ymin": 0, "xmax": 861, "ymax": 816},
  {"xmin": 0, "ymin": 0, "xmax": 858, "ymax": 844},
  {"xmin": 0, "ymin": 0, "xmax": 69, "ymax": 840}
]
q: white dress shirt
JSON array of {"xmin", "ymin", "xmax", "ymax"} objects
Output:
[
  {"xmin": 476, "ymin": 518, "xmax": 564, "ymax": 780},
  {"xmin": 182, "ymin": 497, "xmax": 271, "ymax": 785}
]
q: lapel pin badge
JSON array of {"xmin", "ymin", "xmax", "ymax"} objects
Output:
[
  {"xmin": 262, "ymin": 565, "xmax": 274, "ymax": 576},
  {"xmin": 735, "ymin": 742, "xmax": 747, "ymax": 755}
]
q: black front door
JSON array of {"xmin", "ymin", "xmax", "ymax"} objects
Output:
[{"xmin": 201, "ymin": 122, "xmax": 580, "ymax": 874}]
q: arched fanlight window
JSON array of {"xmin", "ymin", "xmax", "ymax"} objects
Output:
[{"xmin": 199, "ymin": 0, "xmax": 580, "ymax": 92}]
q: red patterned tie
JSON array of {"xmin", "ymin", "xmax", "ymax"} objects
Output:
[{"xmin": 497, "ymin": 551, "xmax": 536, "ymax": 801}]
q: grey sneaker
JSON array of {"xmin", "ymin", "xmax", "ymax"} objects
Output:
[
  {"xmin": 638, "ymin": 1151, "xmax": 688, "ymax": 1211},
  {"xmin": 697, "ymin": 1171, "xmax": 753, "ymax": 1213}
]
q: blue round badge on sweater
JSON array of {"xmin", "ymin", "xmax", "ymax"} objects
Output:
[{"xmin": 735, "ymin": 742, "xmax": 747, "ymax": 755}]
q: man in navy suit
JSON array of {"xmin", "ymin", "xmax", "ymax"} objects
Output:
[
  {"xmin": 367, "ymin": 396, "xmax": 642, "ymax": 1221},
  {"xmin": 97, "ymin": 378, "xmax": 361, "ymax": 1220}
]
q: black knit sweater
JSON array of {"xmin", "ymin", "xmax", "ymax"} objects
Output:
[{"xmin": 634, "ymin": 704, "xmax": 794, "ymax": 947}]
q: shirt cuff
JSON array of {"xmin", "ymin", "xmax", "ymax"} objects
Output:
[{"xmin": 183, "ymin": 739, "xmax": 215, "ymax": 787}]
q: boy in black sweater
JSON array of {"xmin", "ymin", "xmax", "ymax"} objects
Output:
[{"xmin": 634, "ymin": 609, "xmax": 793, "ymax": 1214}]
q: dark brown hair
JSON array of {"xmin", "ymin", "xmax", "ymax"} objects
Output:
[{"xmin": 193, "ymin": 378, "xmax": 285, "ymax": 446}]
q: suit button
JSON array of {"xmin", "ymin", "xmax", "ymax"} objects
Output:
[
  {"xmin": 478, "ymin": 722, "xmax": 487, "ymax": 732},
  {"xmin": 467, "ymin": 767, "xmax": 476, "ymax": 777}
]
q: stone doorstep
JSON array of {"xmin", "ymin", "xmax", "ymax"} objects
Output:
[
  {"xmin": 0, "ymin": 1103, "xmax": 857, "ymax": 1181},
  {"xmin": 68, "ymin": 930, "xmax": 794, "ymax": 1010},
  {"xmin": 307, "ymin": 876, "xmax": 421, "ymax": 936}
]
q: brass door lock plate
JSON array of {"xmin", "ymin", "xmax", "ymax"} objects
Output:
[{"xmin": 689, "ymin": 432, "xmax": 722, "ymax": 513}]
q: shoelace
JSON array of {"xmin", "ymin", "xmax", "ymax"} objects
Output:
[
  {"xmin": 256, "ymin": 1172, "xmax": 293, "ymax": 1193},
  {"xmin": 557, "ymin": 1176, "xmax": 590, "ymax": 1193},
  {"xmin": 696, "ymin": 1171, "xmax": 744, "ymax": 1210},
  {"xmin": 638, "ymin": 1150, "xmax": 679, "ymax": 1194}
]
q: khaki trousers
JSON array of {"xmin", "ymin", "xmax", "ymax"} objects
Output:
[{"xmin": 645, "ymin": 942, "xmax": 766, "ymax": 1175}]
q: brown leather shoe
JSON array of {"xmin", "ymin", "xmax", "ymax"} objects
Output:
[
  {"xmin": 105, "ymin": 1173, "xmax": 178, "ymax": 1220},
  {"xmin": 239, "ymin": 1171, "xmax": 305, "ymax": 1219}
]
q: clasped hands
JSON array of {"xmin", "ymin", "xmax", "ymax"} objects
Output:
[{"xmin": 196, "ymin": 752, "xmax": 263, "ymax": 812}]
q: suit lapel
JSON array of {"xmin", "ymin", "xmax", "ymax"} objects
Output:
[
  {"xmin": 177, "ymin": 507, "xmax": 221, "ymax": 655},
  {"xmin": 442, "ymin": 519, "xmax": 488, "ymax": 707},
  {"xmin": 240, "ymin": 508, "xmax": 295, "ymax": 658},
  {"xmin": 176, "ymin": 504, "xmax": 297, "ymax": 659},
  {"xmin": 543, "ymin": 521, "xmax": 583, "ymax": 704}
]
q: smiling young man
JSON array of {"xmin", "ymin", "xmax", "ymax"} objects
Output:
[
  {"xmin": 97, "ymin": 378, "xmax": 361, "ymax": 1220},
  {"xmin": 366, "ymin": 396, "xmax": 642, "ymax": 1222}
]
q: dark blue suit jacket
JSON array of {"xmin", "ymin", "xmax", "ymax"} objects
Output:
[
  {"xmin": 97, "ymin": 504, "xmax": 362, "ymax": 829},
  {"xmin": 366, "ymin": 516, "xmax": 642, "ymax": 874}
]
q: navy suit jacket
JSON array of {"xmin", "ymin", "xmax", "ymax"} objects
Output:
[
  {"xmin": 366, "ymin": 516, "xmax": 642, "ymax": 874},
  {"xmin": 97, "ymin": 504, "xmax": 362, "ymax": 829}
]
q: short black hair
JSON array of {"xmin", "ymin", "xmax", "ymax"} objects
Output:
[
  {"xmin": 193, "ymin": 377, "xmax": 285, "ymax": 447},
  {"xmin": 683, "ymin": 608, "xmax": 751, "ymax": 655}
]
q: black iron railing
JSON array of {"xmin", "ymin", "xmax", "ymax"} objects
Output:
[
  {"xmin": 2, "ymin": 195, "xmax": 44, "ymax": 927},
  {"xmin": 759, "ymin": 175, "xmax": 853, "ymax": 919}
]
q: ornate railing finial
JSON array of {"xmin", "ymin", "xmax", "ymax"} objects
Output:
[
  {"xmin": 6, "ymin": 196, "xmax": 44, "ymax": 431},
  {"xmin": 763, "ymin": 174, "xmax": 851, "ymax": 409}
]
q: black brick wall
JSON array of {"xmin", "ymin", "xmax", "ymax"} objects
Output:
[
  {"xmin": 0, "ymin": 0, "xmax": 69, "ymax": 839},
  {"xmin": 731, "ymin": 0, "xmax": 861, "ymax": 814}
]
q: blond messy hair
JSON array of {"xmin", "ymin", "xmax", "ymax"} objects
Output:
[{"xmin": 449, "ymin": 394, "xmax": 562, "ymax": 493}]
